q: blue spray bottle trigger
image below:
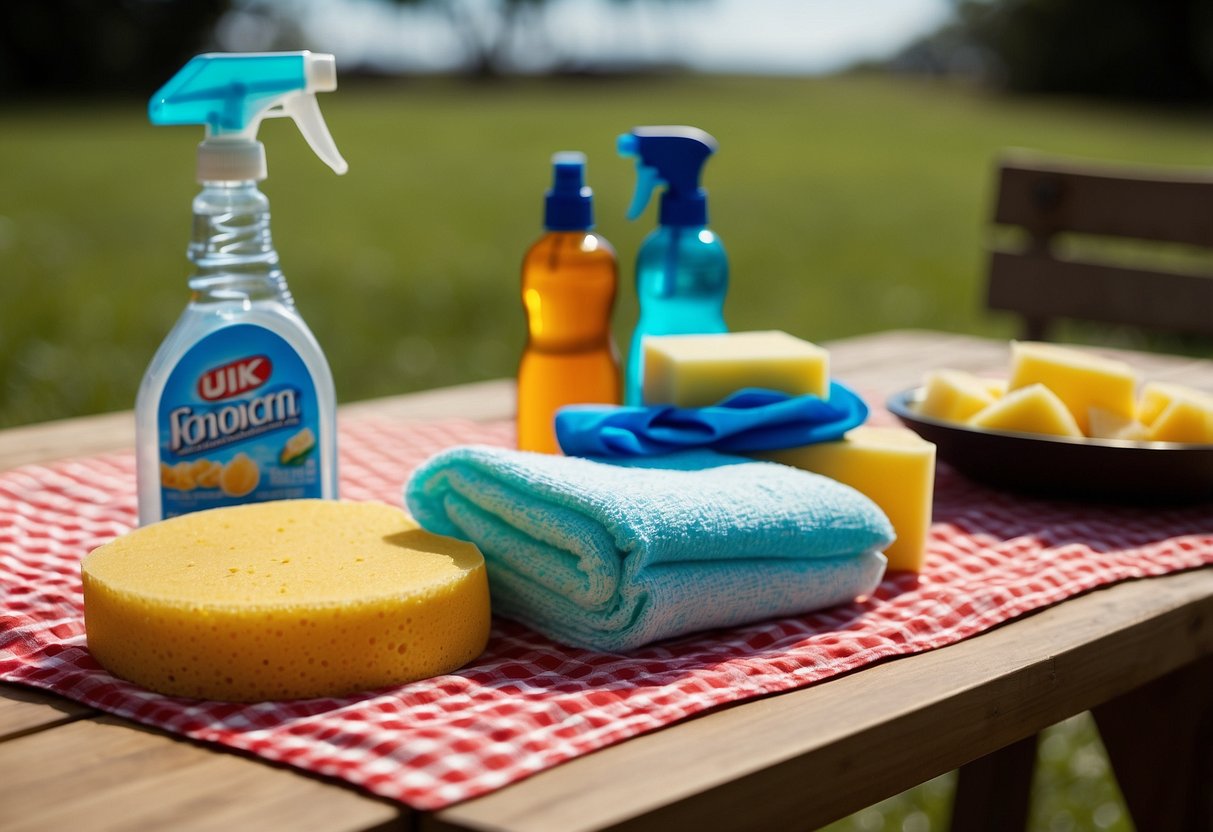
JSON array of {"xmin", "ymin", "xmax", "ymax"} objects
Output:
[
  {"xmin": 149, "ymin": 51, "xmax": 347, "ymax": 181},
  {"xmin": 626, "ymin": 165, "xmax": 662, "ymax": 221},
  {"xmin": 150, "ymin": 53, "xmax": 311, "ymax": 133},
  {"xmin": 617, "ymin": 126, "xmax": 717, "ymax": 227},
  {"xmin": 617, "ymin": 134, "xmax": 662, "ymax": 221}
]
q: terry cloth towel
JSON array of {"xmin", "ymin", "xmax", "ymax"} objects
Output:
[
  {"xmin": 405, "ymin": 445, "xmax": 893, "ymax": 652},
  {"xmin": 555, "ymin": 382, "xmax": 868, "ymax": 459}
]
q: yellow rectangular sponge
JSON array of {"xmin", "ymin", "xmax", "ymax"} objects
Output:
[
  {"xmin": 761, "ymin": 426, "xmax": 936, "ymax": 572},
  {"xmin": 642, "ymin": 330, "xmax": 829, "ymax": 407}
]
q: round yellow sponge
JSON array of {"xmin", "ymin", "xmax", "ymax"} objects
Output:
[{"xmin": 82, "ymin": 499, "xmax": 491, "ymax": 701}]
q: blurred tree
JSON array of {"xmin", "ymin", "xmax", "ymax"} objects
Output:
[
  {"xmin": 895, "ymin": 0, "xmax": 1213, "ymax": 101},
  {"xmin": 0, "ymin": 0, "xmax": 709, "ymax": 92},
  {"xmin": 401, "ymin": 0, "xmax": 548, "ymax": 78},
  {"xmin": 0, "ymin": 0, "xmax": 230, "ymax": 97},
  {"xmin": 211, "ymin": 0, "xmax": 310, "ymax": 55},
  {"xmin": 386, "ymin": 0, "xmax": 702, "ymax": 78}
]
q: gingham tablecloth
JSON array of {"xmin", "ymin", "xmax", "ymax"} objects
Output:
[{"xmin": 2, "ymin": 415, "xmax": 1211, "ymax": 810}]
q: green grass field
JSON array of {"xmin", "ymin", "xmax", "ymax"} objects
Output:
[
  {"xmin": 1, "ymin": 72, "xmax": 1203, "ymax": 830},
  {"xmin": 4, "ymin": 72, "xmax": 1213, "ymax": 429}
]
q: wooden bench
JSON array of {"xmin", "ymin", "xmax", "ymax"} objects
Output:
[{"xmin": 986, "ymin": 154, "xmax": 1213, "ymax": 341}]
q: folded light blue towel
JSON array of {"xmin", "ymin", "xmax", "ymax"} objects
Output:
[{"xmin": 405, "ymin": 446, "xmax": 893, "ymax": 652}]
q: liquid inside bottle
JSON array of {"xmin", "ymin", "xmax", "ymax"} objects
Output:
[
  {"xmin": 517, "ymin": 231, "xmax": 620, "ymax": 453},
  {"xmin": 625, "ymin": 225, "xmax": 728, "ymax": 404},
  {"xmin": 135, "ymin": 181, "xmax": 337, "ymax": 524}
]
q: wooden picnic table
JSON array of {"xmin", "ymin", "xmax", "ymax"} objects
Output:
[{"xmin": 2, "ymin": 329, "xmax": 1211, "ymax": 832}]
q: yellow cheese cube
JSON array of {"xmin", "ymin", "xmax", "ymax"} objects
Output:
[
  {"xmin": 1007, "ymin": 341, "xmax": 1137, "ymax": 434},
  {"xmin": 1137, "ymin": 381, "xmax": 1213, "ymax": 427},
  {"xmin": 1087, "ymin": 407, "xmax": 1150, "ymax": 441},
  {"xmin": 916, "ymin": 369, "xmax": 1000, "ymax": 423},
  {"xmin": 1147, "ymin": 398, "xmax": 1213, "ymax": 444},
  {"xmin": 82, "ymin": 500, "xmax": 491, "ymax": 701},
  {"xmin": 642, "ymin": 330, "xmax": 829, "ymax": 407},
  {"xmin": 969, "ymin": 383, "xmax": 1084, "ymax": 438},
  {"xmin": 762, "ymin": 427, "xmax": 935, "ymax": 572}
]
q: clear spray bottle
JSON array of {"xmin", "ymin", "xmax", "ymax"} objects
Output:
[{"xmin": 136, "ymin": 51, "xmax": 347, "ymax": 524}]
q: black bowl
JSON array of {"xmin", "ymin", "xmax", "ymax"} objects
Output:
[{"xmin": 887, "ymin": 387, "xmax": 1213, "ymax": 504}]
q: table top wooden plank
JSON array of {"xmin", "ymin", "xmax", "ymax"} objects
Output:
[
  {"xmin": 0, "ymin": 410, "xmax": 134, "ymax": 472},
  {"xmin": 340, "ymin": 378, "xmax": 515, "ymax": 424},
  {"xmin": 0, "ymin": 716, "xmax": 407, "ymax": 832},
  {"xmin": 0, "ymin": 683, "xmax": 95, "ymax": 742},
  {"xmin": 0, "ymin": 379, "xmax": 515, "ymax": 472},
  {"xmin": 426, "ymin": 567, "xmax": 1213, "ymax": 832},
  {"xmin": 2, "ymin": 330, "xmax": 1208, "ymax": 474}
]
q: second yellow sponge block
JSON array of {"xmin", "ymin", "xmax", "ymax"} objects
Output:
[
  {"xmin": 642, "ymin": 330, "xmax": 829, "ymax": 407},
  {"xmin": 82, "ymin": 499, "xmax": 491, "ymax": 701}
]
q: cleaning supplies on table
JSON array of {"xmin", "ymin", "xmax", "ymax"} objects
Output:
[
  {"xmin": 554, "ymin": 382, "xmax": 868, "ymax": 458},
  {"xmin": 136, "ymin": 51, "xmax": 346, "ymax": 525},
  {"xmin": 618, "ymin": 126, "xmax": 728, "ymax": 405},
  {"xmin": 517, "ymin": 152, "xmax": 621, "ymax": 454},
  {"xmin": 405, "ymin": 445, "xmax": 893, "ymax": 652}
]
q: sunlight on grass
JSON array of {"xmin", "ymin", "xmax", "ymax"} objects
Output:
[{"xmin": 3, "ymin": 74, "xmax": 1213, "ymax": 428}]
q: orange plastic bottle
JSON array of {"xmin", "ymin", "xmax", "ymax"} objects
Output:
[{"xmin": 517, "ymin": 152, "xmax": 620, "ymax": 453}]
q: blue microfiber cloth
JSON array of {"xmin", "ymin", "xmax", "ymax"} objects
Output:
[
  {"xmin": 405, "ymin": 445, "xmax": 893, "ymax": 652},
  {"xmin": 554, "ymin": 383, "xmax": 868, "ymax": 459}
]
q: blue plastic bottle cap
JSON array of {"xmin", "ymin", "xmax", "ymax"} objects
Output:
[{"xmin": 544, "ymin": 152, "xmax": 594, "ymax": 231}]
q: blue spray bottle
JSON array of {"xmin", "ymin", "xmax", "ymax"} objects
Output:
[
  {"xmin": 618, "ymin": 126, "xmax": 728, "ymax": 404},
  {"xmin": 136, "ymin": 52, "xmax": 347, "ymax": 524}
]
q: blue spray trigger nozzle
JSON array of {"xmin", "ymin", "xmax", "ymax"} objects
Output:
[
  {"xmin": 617, "ymin": 133, "xmax": 664, "ymax": 220},
  {"xmin": 626, "ymin": 165, "xmax": 662, "ymax": 221},
  {"xmin": 617, "ymin": 126, "xmax": 717, "ymax": 227}
]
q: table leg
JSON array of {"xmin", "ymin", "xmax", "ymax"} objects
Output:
[
  {"xmin": 948, "ymin": 734, "xmax": 1037, "ymax": 832},
  {"xmin": 1092, "ymin": 654, "xmax": 1213, "ymax": 832}
]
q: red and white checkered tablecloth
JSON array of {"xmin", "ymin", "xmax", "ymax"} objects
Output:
[{"xmin": 2, "ymin": 414, "xmax": 1211, "ymax": 810}]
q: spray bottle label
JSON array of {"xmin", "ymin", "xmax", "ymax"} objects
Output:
[{"xmin": 156, "ymin": 323, "xmax": 322, "ymax": 518}]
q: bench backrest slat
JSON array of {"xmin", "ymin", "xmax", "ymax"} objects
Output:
[
  {"xmin": 986, "ymin": 156, "xmax": 1213, "ymax": 340},
  {"xmin": 994, "ymin": 160, "xmax": 1213, "ymax": 246}
]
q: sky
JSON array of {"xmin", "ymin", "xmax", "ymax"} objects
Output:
[{"xmin": 284, "ymin": 0, "xmax": 956, "ymax": 75}]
